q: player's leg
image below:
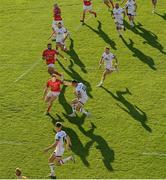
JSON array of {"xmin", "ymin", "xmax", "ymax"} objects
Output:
[
  {"xmin": 97, "ymin": 69, "xmax": 113, "ymax": 87},
  {"xmin": 46, "ymin": 95, "xmax": 58, "ymax": 114},
  {"xmin": 89, "ymin": 9, "xmax": 97, "ymax": 18},
  {"xmin": 81, "ymin": 9, "xmax": 87, "ymax": 23},
  {"xmin": 152, "ymin": 0, "xmax": 157, "ymax": 13},
  {"xmin": 128, "ymin": 14, "xmax": 134, "ymax": 27},
  {"xmin": 76, "ymin": 101, "xmax": 90, "ymax": 117},
  {"xmin": 48, "ymin": 153, "xmax": 57, "ymax": 177},
  {"xmin": 69, "ymin": 99, "xmax": 79, "ymax": 117}
]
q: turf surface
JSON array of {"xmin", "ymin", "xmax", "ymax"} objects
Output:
[{"xmin": 0, "ymin": 0, "xmax": 166, "ymax": 178}]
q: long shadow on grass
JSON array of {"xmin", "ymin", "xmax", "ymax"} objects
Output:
[
  {"xmin": 58, "ymin": 86, "xmax": 115, "ymax": 170},
  {"xmin": 84, "ymin": 20, "xmax": 117, "ymax": 50},
  {"xmin": 120, "ymin": 36, "xmax": 156, "ymax": 70},
  {"xmin": 49, "ymin": 114, "xmax": 90, "ymax": 167},
  {"xmin": 155, "ymin": 12, "xmax": 166, "ymax": 21},
  {"xmin": 66, "ymin": 38, "xmax": 87, "ymax": 73},
  {"xmin": 124, "ymin": 20, "xmax": 166, "ymax": 55},
  {"xmin": 101, "ymin": 87, "xmax": 152, "ymax": 132},
  {"xmin": 57, "ymin": 59, "xmax": 93, "ymax": 98}
]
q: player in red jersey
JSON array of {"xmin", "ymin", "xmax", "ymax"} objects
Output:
[
  {"xmin": 52, "ymin": 4, "xmax": 63, "ymax": 29},
  {"xmin": 43, "ymin": 74, "xmax": 64, "ymax": 115},
  {"xmin": 42, "ymin": 43, "xmax": 67, "ymax": 75},
  {"xmin": 80, "ymin": 0, "xmax": 97, "ymax": 24}
]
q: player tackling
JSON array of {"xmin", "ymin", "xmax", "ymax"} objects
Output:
[
  {"xmin": 97, "ymin": 47, "xmax": 118, "ymax": 87},
  {"xmin": 44, "ymin": 122, "xmax": 75, "ymax": 178},
  {"xmin": 68, "ymin": 80, "xmax": 90, "ymax": 117}
]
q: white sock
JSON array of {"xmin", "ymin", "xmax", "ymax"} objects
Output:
[
  {"xmin": 62, "ymin": 156, "xmax": 72, "ymax": 164},
  {"xmin": 72, "ymin": 106, "xmax": 76, "ymax": 114},
  {"xmin": 49, "ymin": 163, "xmax": 55, "ymax": 176},
  {"xmin": 80, "ymin": 108, "xmax": 88, "ymax": 115}
]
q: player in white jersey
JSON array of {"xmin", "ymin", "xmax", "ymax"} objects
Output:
[
  {"xmin": 97, "ymin": 47, "xmax": 118, "ymax": 87},
  {"xmin": 68, "ymin": 80, "xmax": 90, "ymax": 117},
  {"xmin": 51, "ymin": 22, "xmax": 69, "ymax": 51},
  {"xmin": 113, "ymin": 3, "xmax": 126, "ymax": 36},
  {"xmin": 152, "ymin": 0, "xmax": 157, "ymax": 13},
  {"xmin": 124, "ymin": 0, "xmax": 137, "ymax": 27},
  {"xmin": 44, "ymin": 122, "xmax": 75, "ymax": 178}
]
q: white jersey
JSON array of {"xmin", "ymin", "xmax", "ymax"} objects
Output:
[
  {"xmin": 113, "ymin": 7, "xmax": 125, "ymax": 24},
  {"xmin": 53, "ymin": 27, "xmax": 68, "ymax": 43},
  {"xmin": 75, "ymin": 83, "xmax": 88, "ymax": 100},
  {"xmin": 102, "ymin": 52, "xmax": 115, "ymax": 70},
  {"xmin": 125, "ymin": 0, "xmax": 136, "ymax": 14},
  {"xmin": 55, "ymin": 130, "xmax": 67, "ymax": 152}
]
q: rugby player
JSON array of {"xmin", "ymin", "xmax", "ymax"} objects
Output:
[
  {"xmin": 80, "ymin": 0, "xmax": 97, "ymax": 24},
  {"xmin": 124, "ymin": 0, "xmax": 137, "ymax": 27},
  {"xmin": 42, "ymin": 43, "xmax": 66, "ymax": 75},
  {"xmin": 52, "ymin": 4, "xmax": 63, "ymax": 29},
  {"xmin": 52, "ymin": 22, "xmax": 69, "ymax": 51},
  {"xmin": 44, "ymin": 122, "xmax": 75, "ymax": 178},
  {"xmin": 113, "ymin": 3, "xmax": 126, "ymax": 36},
  {"xmin": 97, "ymin": 47, "xmax": 118, "ymax": 87},
  {"xmin": 68, "ymin": 80, "xmax": 90, "ymax": 117},
  {"xmin": 15, "ymin": 168, "xmax": 27, "ymax": 179}
]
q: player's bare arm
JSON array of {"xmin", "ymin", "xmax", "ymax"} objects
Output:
[
  {"xmin": 58, "ymin": 52, "xmax": 67, "ymax": 60},
  {"xmin": 43, "ymin": 86, "xmax": 49, "ymax": 99},
  {"xmin": 99, "ymin": 57, "xmax": 104, "ymax": 68},
  {"xmin": 44, "ymin": 140, "xmax": 59, "ymax": 153},
  {"xmin": 66, "ymin": 135, "xmax": 72, "ymax": 150}
]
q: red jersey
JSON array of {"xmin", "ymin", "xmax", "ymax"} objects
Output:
[
  {"xmin": 42, "ymin": 49, "xmax": 58, "ymax": 65},
  {"xmin": 83, "ymin": 0, "xmax": 92, "ymax": 6},
  {"xmin": 53, "ymin": 7, "xmax": 62, "ymax": 21},
  {"xmin": 47, "ymin": 79, "xmax": 63, "ymax": 92}
]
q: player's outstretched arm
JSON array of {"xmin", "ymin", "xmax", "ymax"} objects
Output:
[
  {"xmin": 44, "ymin": 141, "xmax": 58, "ymax": 153},
  {"xmin": 58, "ymin": 52, "xmax": 67, "ymax": 60},
  {"xmin": 43, "ymin": 86, "xmax": 49, "ymax": 100}
]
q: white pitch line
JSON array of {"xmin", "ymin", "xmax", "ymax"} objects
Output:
[
  {"xmin": 14, "ymin": 59, "xmax": 41, "ymax": 83},
  {"xmin": 142, "ymin": 152, "xmax": 166, "ymax": 157}
]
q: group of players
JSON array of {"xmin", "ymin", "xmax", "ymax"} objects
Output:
[{"xmin": 15, "ymin": 0, "xmax": 158, "ymax": 179}]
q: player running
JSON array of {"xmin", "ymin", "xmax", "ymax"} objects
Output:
[
  {"xmin": 68, "ymin": 80, "xmax": 90, "ymax": 117},
  {"xmin": 113, "ymin": 3, "xmax": 126, "ymax": 36},
  {"xmin": 97, "ymin": 47, "xmax": 118, "ymax": 87},
  {"xmin": 103, "ymin": 0, "xmax": 114, "ymax": 9},
  {"xmin": 44, "ymin": 122, "xmax": 75, "ymax": 178},
  {"xmin": 152, "ymin": 0, "xmax": 157, "ymax": 13},
  {"xmin": 52, "ymin": 4, "xmax": 63, "ymax": 29},
  {"xmin": 42, "ymin": 43, "xmax": 66, "ymax": 75},
  {"xmin": 80, "ymin": 0, "xmax": 97, "ymax": 25},
  {"xmin": 51, "ymin": 22, "xmax": 69, "ymax": 51},
  {"xmin": 43, "ymin": 74, "xmax": 66, "ymax": 115},
  {"xmin": 124, "ymin": 0, "xmax": 137, "ymax": 27}
]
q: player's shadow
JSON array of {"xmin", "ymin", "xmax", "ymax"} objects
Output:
[
  {"xmin": 58, "ymin": 86, "xmax": 115, "ymax": 170},
  {"xmin": 66, "ymin": 38, "xmax": 87, "ymax": 73},
  {"xmin": 155, "ymin": 12, "xmax": 166, "ymax": 21},
  {"xmin": 120, "ymin": 36, "xmax": 156, "ymax": 70},
  {"xmin": 84, "ymin": 20, "xmax": 117, "ymax": 50},
  {"xmin": 101, "ymin": 87, "xmax": 152, "ymax": 132},
  {"xmin": 51, "ymin": 117, "xmax": 90, "ymax": 167},
  {"xmin": 57, "ymin": 59, "xmax": 93, "ymax": 98},
  {"xmin": 124, "ymin": 21, "xmax": 166, "ymax": 55}
]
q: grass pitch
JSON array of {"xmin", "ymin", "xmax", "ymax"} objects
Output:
[{"xmin": 0, "ymin": 0, "xmax": 166, "ymax": 178}]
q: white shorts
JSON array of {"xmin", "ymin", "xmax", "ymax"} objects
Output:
[
  {"xmin": 47, "ymin": 63, "xmax": 55, "ymax": 68},
  {"xmin": 127, "ymin": 11, "xmax": 135, "ymax": 16},
  {"xmin": 78, "ymin": 97, "xmax": 88, "ymax": 105},
  {"xmin": 105, "ymin": 65, "xmax": 116, "ymax": 71},
  {"xmin": 52, "ymin": 20, "xmax": 63, "ymax": 28},
  {"xmin": 47, "ymin": 91, "xmax": 60, "ymax": 98},
  {"xmin": 54, "ymin": 147, "xmax": 64, "ymax": 157},
  {"xmin": 83, "ymin": 5, "xmax": 92, "ymax": 11}
]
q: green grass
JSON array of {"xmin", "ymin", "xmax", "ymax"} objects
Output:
[{"xmin": 0, "ymin": 0, "xmax": 166, "ymax": 178}]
